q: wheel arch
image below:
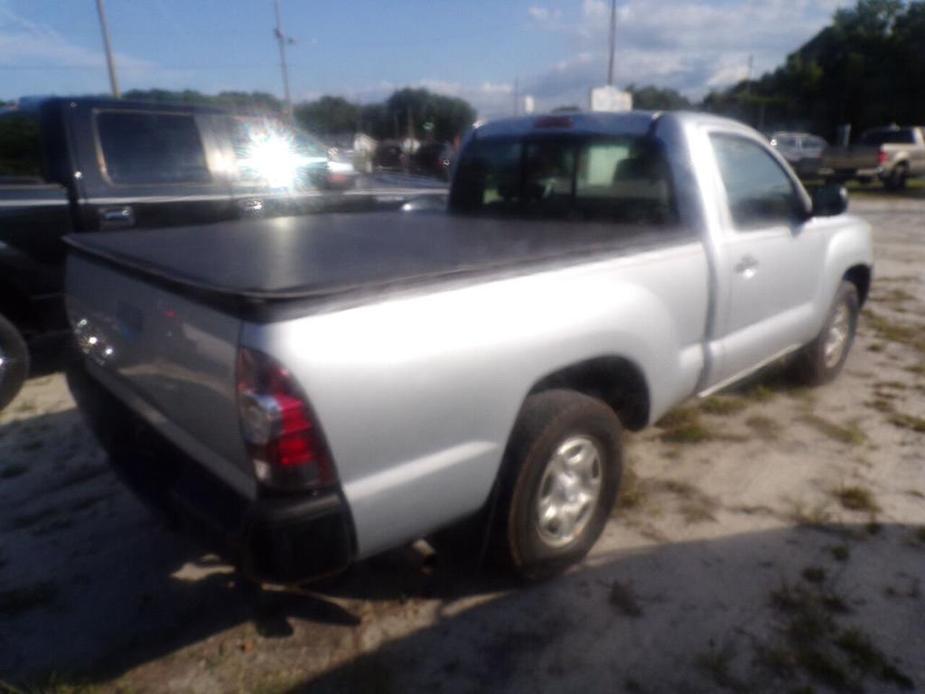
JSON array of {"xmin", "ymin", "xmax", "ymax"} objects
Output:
[
  {"xmin": 843, "ymin": 264, "xmax": 871, "ymax": 307},
  {"xmin": 526, "ymin": 355, "xmax": 650, "ymax": 432}
]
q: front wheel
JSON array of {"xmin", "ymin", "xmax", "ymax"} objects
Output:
[
  {"xmin": 792, "ymin": 281, "xmax": 859, "ymax": 386},
  {"xmin": 494, "ymin": 389, "xmax": 622, "ymax": 580},
  {"xmin": 0, "ymin": 314, "xmax": 29, "ymax": 410}
]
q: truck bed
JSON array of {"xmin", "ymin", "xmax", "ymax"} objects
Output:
[{"xmin": 65, "ymin": 211, "xmax": 687, "ymax": 320}]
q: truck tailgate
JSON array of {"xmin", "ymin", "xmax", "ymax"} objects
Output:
[{"xmin": 66, "ymin": 252, "xmax": 255, "ymax": 496}]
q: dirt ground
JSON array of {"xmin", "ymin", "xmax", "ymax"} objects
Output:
[{"xmin": 1, "ymin": 194, "xmax": 923, "ymax": 693}]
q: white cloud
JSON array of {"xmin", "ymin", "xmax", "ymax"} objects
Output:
[
  {"xmin": 528, "ymin": 6, "xmax": 562, "ymax": 23},
  {"xmin": 518, "ymin": 0, "xmax": 855, "ymax": 105},
  {"xmin": 582, "ymin": 0, "xmax": 608, "ymax": 19}
]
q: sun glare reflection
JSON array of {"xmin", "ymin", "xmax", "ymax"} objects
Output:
[{"xmin": 233, "ymin": 118, "xmax": 328, "ymax": 191}]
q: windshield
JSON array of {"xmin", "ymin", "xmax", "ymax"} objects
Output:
[{"xmin": 450, "ymin": 135, "xmax": 679, "ymax": 226}]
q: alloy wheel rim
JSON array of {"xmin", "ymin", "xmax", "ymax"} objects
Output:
[
  {"xmin": 824, "ymin": 302, "xmax": 851, "ymax": 369},
  {"xmin": 535, "ymin": 435, "xmax": 603, "ymax": 548}
]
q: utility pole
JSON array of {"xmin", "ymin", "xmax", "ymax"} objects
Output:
[
  {"xmin": 273, "ymin": 0, "xmax": 293, "ymax": 118},
  {"xmin": 95, "ymin": 0, "xmax": 120, "ymax": 98},
  {"xmin": 745, "ymin": 54, "xmax": 754, "ymax": 94},
  {"xmin": 607, "ymin": 0, "xmax": 617, "ymax": 86}
]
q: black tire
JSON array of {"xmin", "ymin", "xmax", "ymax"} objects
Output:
[
  {"xmin": 493, "ymin": 389, "xmax": 623, "ymax": 580},
  {"xmin": 0, "ymin": 313, "xmax": 29, "ymax": 411},
  {"xmin": 792, "ymin": 281, "xmax": 859, "ymax": 386},
  {"xmin": 884, "ymin": 164, "xmax": 908, "ymax": 191}
]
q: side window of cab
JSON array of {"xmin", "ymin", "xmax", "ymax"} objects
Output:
[{"xmin": 710, "ymin": 133, "xmax": 804, "ymax": 230}]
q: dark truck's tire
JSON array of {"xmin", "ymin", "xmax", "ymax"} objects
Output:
[
  {"xmin": 884, "ymin": 164, "xmax": 908, "ymax": 191},
  {"xmin": 0, "ymin": 313, "xmax": 29, "ymax": 410},
  {"xmin": 494, "ymin": 389, "xmax": 622, "ymax": 580},
  {"xmin": 793, "ymin": 281, "xmax": 859, "ymax": 386}
]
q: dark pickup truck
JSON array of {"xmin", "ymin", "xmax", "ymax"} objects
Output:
[{"xmin": 0, "ymin": 97, "xmax": 445, "ymax": 408}]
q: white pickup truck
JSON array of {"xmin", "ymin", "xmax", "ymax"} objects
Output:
[{"xmin": 64, "ymin": 111, "xmax": 873, "ymax": 582}]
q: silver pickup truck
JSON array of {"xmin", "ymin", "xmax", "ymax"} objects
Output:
[
  {"xmin": 64, "ymin": 111, "xmax": 873, "ymax": 582},
  {"xmin": 822, "ymin": 125, "xmax": 925, "ymax": 189}
]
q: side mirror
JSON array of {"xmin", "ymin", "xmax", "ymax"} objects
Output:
[{"xmin": 811, "ymin": 184, "xmax": 848, "ymax": 217}]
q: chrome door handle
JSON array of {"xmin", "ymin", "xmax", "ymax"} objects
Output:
[
  {"xmin": 237, "ymin": 198, "xmax": 264, "ymax": 214},
  {"xmin": 734, "ymin": 255, "xmax": 759, "ymax": 277},
  {"xmin": 99, "ymin": 205, "xmax": 134, "ymax": 228}
]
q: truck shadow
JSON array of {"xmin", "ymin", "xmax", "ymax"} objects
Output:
[
  {"xmin": 297, "ymin": 522, "xmax": 925, "ymax": 693},
  {"xmin": 1, "ymin": 398, "xmax": 922, "ymax": 690}
]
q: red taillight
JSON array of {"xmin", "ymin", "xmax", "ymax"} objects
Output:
[
  {"xmin": 236, "ymin": 348, "xmax": 335, "ymax": 490},
  {"xmin": 878, "ymin": 150, "xmax": 889, "ymax": 166}
]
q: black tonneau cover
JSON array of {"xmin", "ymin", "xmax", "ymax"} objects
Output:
[{"xmin": 65, "ymin": 211, "xmax": 690, "ymax": 320}]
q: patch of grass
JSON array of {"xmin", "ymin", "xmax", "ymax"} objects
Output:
[
  {"xmin": 876, "ymin": 287, "xmax": 917, "ymax": 305},
  {"xmin": 700, "ymin": 396, "xmax": 748, "ymax": 416},
  {"xmin": 618, "ymin": 470, "xmax": 647, "ymax": 511},
  {"xmin": 834, "ymin": 628, "xmax": 915, "ymax": 690},
  {"xmin": 10, "ymin": 507, "xmax": 59, "ymax": 530},
  {"xmin": 829, "ymin": 545, "xmax": 851, "ymax": 562},
  {"xmin": 623, "ymin": 677, "xmax": 645, "ymax": 693},
  {"xmin": 903, "ymin": 362, "xmax": 925, "ymax": 376},
  {"xmin": 608, "ymin": 580, "xmax": 643, "ymax": 618},
  {"xmin": 915, "ymin": 527, "xmax": 925, "ymax": 545},
  {"xmin": 20, "ymin": 439, "xmax": 44, "ymax": 452},
  {"xmin": 876, "ymin": 380, "xmax": 908, "ymax": 390},
  {"xmin": 832, "ymin": 485, "xmax": 879, "ymax": 513},
  {"xmin": 802, "ymin": 566, "xmax": 827, "ymax": 584},
  {"xmin": 864, "ymin": 398, "xmax": 895, "ymax": 414},
  {"xmin": 69, "ymin": 493, "xmax": 111, "ymax": 514},
  {"xmin": 32, "ymin": 516, "xmax": 74, "ymax": 538},
  {"xmin": 695, "ymin": 642, "xmax": 743, "ymax": 691},
  {"xmin": 804, "ymin": 415, "xmax": 866, "ymax": 446},
  {"xmin": 742, "ymin": 384, "xmax": 776, "ymax": 403},
  {"xmin": 746, "ymin": 415, "xmax": 780, "ymax": 441},
  {"xmin": 0, "ymin": 463, "xmax": 28, "ymax": 479},
  {"xmin": 863, "ymin": 309, "xmax": 925, "ymax": 354},
  {"xmin": 14, "ymin": 400, "xmax": 37, "ymax": 414},
  {"xmin": 888, "ymin": 412, "xmax": 925, "ymax": 433},
  {"xmin": 0, "ymin": 581, "xmax": 57, "ymax": 617},
  {"xmin": 656, "ymin": 407, "xmax": 714, "ymax": 444},
  {"xmin": 867, "ymin": 343, "xmax": 885, "ymax": 353},
  {"xmin": 54, "ymin": 464, "xmax": 110, "ymax": 490},
  {"xmin": 787, "ymin": 499, "xmax": 833, "ymax": 528}
]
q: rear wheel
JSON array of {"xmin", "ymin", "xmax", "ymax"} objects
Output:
[
  {"xmin": 884, "ymin": 164, "xmax": 908, "ymax": 191},
  {"xmin": 0, "ymin": 314, "xmax": 29, "ymax": 410},
  {"xmin": 792, "ymin": 281, "xmax": 859, "ymax": 386},
  {"xmin": 494, "ymin": 389, "xmax": 622, "ymax": 580}
]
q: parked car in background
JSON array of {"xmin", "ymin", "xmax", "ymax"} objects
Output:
[
  {"xmin": 65, "ymin": 111, "xmax": 871, "ymax": 584},
  {"xmin": 822, "ymin": 125, "xmax": 925, "ymax": 189},
  {"xmin": 0, "ymin": 97, "xmax": 444, "ymax": 409},
  {"xmin": 410, "ymin": 141, "xmax": 454, "ymax": 180},
  {"xmin": 325, "ymin": 132, "xmax": 372, "ymax": 178},
  {"xmin": 769, "ymin": 131, "xmax": 827, "ymax": 178},
  {"xmin": 373, "ymin": 140, "xmax": 407, "ymax": 172}
]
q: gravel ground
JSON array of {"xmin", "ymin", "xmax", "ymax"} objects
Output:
[{"xmin": 1, "ymin": 194, "xmax": 923, "ymax": 693}]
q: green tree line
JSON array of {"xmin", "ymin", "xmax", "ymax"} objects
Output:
[
  {"xmin": 121, "ymin": 87, "xmax": 476, "ymax": 143},
  {"xmin": 703, "ymin": 0, "xmax": 925, "ymax": 140}
]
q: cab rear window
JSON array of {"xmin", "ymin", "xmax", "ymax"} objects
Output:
[
  {"xmin": 97, "ymin": 111, "xmax": 211, "ymax": 185},
  {"xmin": 450, "ymin": 135, "xmax": 678, "ymax": 226}
]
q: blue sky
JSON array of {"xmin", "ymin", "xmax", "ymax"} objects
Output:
[{"xmin": 1, "ymin": 0, "xmax": 850, "ymax": 117}]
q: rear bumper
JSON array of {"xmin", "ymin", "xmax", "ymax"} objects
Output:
[{"xmin": 66, "ymin": 363, "xmax": 354, "ymax": 584}]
